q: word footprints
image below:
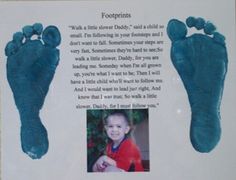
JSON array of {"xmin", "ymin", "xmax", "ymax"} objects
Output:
[
  {"xmin": 5, "ymin": 23, "xmax": 61, "ymax": 159},
  {"xmin": 167, "ymin": 17, "xmax": 228, "ymax": 152}
]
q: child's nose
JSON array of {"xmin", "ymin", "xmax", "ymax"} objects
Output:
[{"xmin": 112, "ymin": 127, "xmax": 118, "ymax": 131}]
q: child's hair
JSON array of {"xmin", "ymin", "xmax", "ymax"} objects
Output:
[{"xmin": 104, "ymin": 110, "xmax": 130, "ymax": 126}]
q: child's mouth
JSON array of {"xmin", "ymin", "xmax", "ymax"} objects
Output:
[{"xmin": 111, "ymin": 134, "xmax": 119, "ymax": 138}]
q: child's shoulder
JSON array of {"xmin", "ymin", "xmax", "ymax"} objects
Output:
[
  {"xmin": 122, "ymin": 138, "xmax": 138, "ymax": 148},
  {"xmin": 123, "ymin": 138, "xmax": 133, "ymax": 144},
  {"xmin": 120, "ymin": 138, "xmax": 141, "ymax": 155}
]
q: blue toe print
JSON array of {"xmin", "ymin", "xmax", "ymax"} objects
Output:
[
  {"xmin": 167, "ymin": 17, "xmax": 228, "ymax": 153},
  {"xmin": 5, "ymin": 23, "xmax": 61, "ymax": 159}
]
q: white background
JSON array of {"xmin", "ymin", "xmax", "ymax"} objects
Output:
[{"xmin": 0, "ymin": 0, "xmax": 236, "ymax": 180}]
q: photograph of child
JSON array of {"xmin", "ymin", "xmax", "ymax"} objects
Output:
[
  {"xmin": 93, "ymin": 110, "xmax": 144, "ymax": 172},
  {"xmin": 87, "ymin": 109, "xmax": 149, "ymax": 173}
]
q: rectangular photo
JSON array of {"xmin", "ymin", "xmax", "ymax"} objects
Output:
[{"xmin": 87, "ymin": 109, "xmax": 150, "ymax": 172}]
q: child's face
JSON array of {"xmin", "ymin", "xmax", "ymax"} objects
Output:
[{"xmin": 105, "ymin": 115, "xmax": 130, "ymax": 144}]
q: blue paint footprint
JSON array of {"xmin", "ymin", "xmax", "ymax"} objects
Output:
[
  {"xmin": 5, "ymin": 23, "xmax": 61, "ymax": 159},
  {"xmin": 167, "ymin": 17, "xmax": 228, "ymax": 152}
]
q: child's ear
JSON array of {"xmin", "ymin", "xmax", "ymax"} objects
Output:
[
  {"xmin": 125, "ymin": 126, "xmax": 130, "ymax": 134},
  {"xmin": 104, "ymin": 125, "xmax": 108, "ymax": 131}
]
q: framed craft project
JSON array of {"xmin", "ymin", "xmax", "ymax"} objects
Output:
[{"xmin": 0, "ymin": 0, "xmax": 236, "ymax": 179}]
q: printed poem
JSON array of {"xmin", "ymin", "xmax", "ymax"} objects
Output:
[{"xmin": 68, "ymin": 23, "xmax": 164, "ymax": 109}]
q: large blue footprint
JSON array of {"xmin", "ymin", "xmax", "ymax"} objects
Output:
[
  {"xmin": 167, "ymin": 17, "xmax": 228, "ymax": 153},
  {"xmin": 5, "ymin": 23, "xmax": 61, "ymax": 159}
]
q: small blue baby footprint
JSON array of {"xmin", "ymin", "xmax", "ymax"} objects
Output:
[
  {"xmin": 5, "ymin": 23, "xmax": 61, "ymax": 159},
  {"xmin": 167, "ymin": 17, "xmax": 228, "ymax": 153}
]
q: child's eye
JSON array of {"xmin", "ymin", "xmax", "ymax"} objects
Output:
[
  {"xmin": 117, "ymin": 125, "xmax": 121, "ymax": 128},
  {"xmin": 108, "ymin": 125, "xmax": 113, "ymax": 128}
]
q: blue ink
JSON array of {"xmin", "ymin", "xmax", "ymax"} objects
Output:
[
  {"xmin": 5, "ymin": 23, "xmax": 61, "ymax": 159},
  {"xmin": 167, "ymin": 17, "xmax": 228, "ymax": 153}
]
